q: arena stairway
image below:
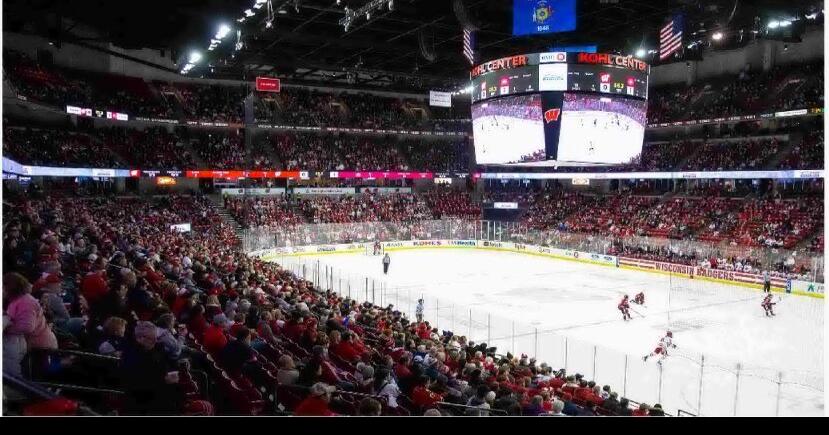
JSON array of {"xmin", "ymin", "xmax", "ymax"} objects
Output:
[
  {"xmin": 206, "ymin": 194, "xmax": 245, "ymax": 239},
  {"xmin": 764, "ymin": 132, "xmax": 800, "ymax": 169}
]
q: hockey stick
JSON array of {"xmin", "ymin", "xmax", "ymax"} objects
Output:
[{"xmin": 629, "ymin": 307, "xmax": 645, "ymax": 318}]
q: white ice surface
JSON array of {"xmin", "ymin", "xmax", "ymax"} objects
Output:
[
  {"xmin": 557, "ymin": 110, "xmax": 645, "ymax": 164},
  {"xmin": 272, "ymin": 249, "xmax": 824, "ymax": 416},
  {"xmin": 472, "ymin": 116, "xmax": 545, "ymax": 164}
]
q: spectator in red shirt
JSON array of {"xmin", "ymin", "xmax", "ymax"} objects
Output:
[
  {"xmin": 283, "ymin": 311, "xmax": 308, "ymax": 343},
  {"xmin": 333, "ymin": 331, "xmax": 362, "ymax": 363},
  {"xmin": 585, "ymin": 385, "xmax": 605, "ymax": 406},
  {"xmin": 411, "ymin": 375, "xmax": 445, "ymax": 411},
  {"xmin": 311, "ymin": 345, "xmax": 353, "ymax": 390},
  {"xmin": 187, "ymin": 304, "xmax": 208, "ymax": 341},
  {"xmin": 203, "ymin": 314, "xmax": 230, "ymax": 355},
  {"xmin": 81, "ymin": 256, "xmax": 109, "ymax": 306},
  {"xmin": 632, "ymin": 402, "xmax": 650, "ymax": 416},
  {"xmin": 136, "ymin": 257, "xmax": 165, "ymax": 293},
  {"xmin": 394, "ymin": 354, "xmax": 415, "ymax": 392},
  {"xmin": 573, "ymin": 380, "xmax": 591, "ymax": 398},
  {"xmin": 294, "ymin": 383, "xmax": 337, "ymax": 416}
]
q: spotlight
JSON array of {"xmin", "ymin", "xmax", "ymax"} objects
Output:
[
  {"xmin": 768, "ymin": 20, "xmax": 780, "ymax": 29},
  {"xmin": 635, "ymin": 48, "xmax": 646, "ymax": 58},
  {"xmin": 366, "ymin": 12, "xmax": 370, "ymax": 20},
  {"xmin": 216, "ymin": 24, "xmax": 232, "ymax": 40},
  {"xmin": 189, "ymin": 51, "xmax": 202, "ymax": 63},
  {"xmin": 712, "ymin": 32, "xmax": 723, "ymax": 41}
]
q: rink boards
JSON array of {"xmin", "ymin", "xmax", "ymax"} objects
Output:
[{"xmin": 252, "ymin": 239, "xmax": 823, "ymax": 298}]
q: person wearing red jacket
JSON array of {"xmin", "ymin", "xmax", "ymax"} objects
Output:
[
  {"xmin": 203, "ymin": 314, "xmax": 230, "ymax": 355},
  {"xmin": 416, "ymin": 323, "xmax": 431, "ymax": 340},
  {"xmin": 311, "ymin": 346, "xmax": 350, "ymax": 388},
  {"xmin": 333, "ymin": 332, "xmax": 362, "ymax": 363},
  {"xmin": 283, "ymin": 314, "xmax": 307, "ymax": 343},
  {"xmin": 548, "ymin": 376, "xmax": 566, "ymax": 390},
  {"xmin": 411, "ymin": 376, "xmax": 445, "ymax": 411},
  {"xmin": 81, "ymin": 257, "xmax": 109, "ymax": 306},
  {"xmin": 294, "ymin": 383, "xmax": 337, "ymax": 416},
  {"xmin": 393, "ymin": 355, "xmax": 414, "ymax": 391},
  {"xmin": 632, "ymin": 403, "xmax": 650, "ymax": 416},
  {"xmin": 187, "ymin": 305, "xmax": 208, "ymax": 341}
]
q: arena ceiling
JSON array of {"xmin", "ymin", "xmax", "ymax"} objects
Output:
[{"xmin": 3, "ymin": 0, "xmax": 822, "ymax": 91}]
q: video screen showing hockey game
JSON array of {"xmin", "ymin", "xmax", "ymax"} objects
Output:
[
  {"xmin": 556, "ymin": 92, "xmax": 647, "ymax": 164},
  {"xmin": 471, "ymin": 94, "xmax": 546, "ymax": 165}
]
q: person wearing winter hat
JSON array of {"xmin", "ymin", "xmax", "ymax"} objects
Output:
[{"xmin": 38, "ymin": 273, "xmax": 82, "ymax": 335}]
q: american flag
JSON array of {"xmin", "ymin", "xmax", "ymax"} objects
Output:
[
  {"xmin": 463, "ymin": 27, "xmax": 476, "ymax": 65},
  {"xmin": 659, "ymin": 15, "xmax": 684, "ymax": 61}
]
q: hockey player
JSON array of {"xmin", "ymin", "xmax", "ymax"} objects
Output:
[
  {"xmin": 762, "ymin": 294, "xmax": 776, "ymax": 317},
  {"xmin": 633, "ymin": 292, "xmax": 645, "ymax": 305},
  {"xmin": 644, "ymin": 331, "xmax": 676, "ymax": 363},
  {"xmin": 373, "ymin": 241, "xmax": 382, "ymax": 256},
  {"xmin": 618, "ymin": 295, "xmax": 631, "ymax": 321}
]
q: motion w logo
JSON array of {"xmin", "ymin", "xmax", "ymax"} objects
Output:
[{"xmin": 544, "ymin": 108, "xmax": 561, "ymax": 123}]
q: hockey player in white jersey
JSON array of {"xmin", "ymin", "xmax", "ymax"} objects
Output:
[{"xmin": 643, "ymin": 331, "xmax": 676, "ymax": 363}]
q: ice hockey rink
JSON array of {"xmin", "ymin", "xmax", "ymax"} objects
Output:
[
  {"xmin": 271, "ymin": 249, "xmax": 824, "ymax": 416},
  {"xmin": 472, "ymin": 116, "xmax": 546, "ymax": 164},
  {"xmin": 557, "ymin": 110, "xmax": 646, "ymax": 164}
]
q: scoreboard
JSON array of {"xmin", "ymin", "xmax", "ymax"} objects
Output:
[
  {"xmin": 470, "ymin": 52, "xmax": 649, "ymax": 103},
  {"xmin": 470, "ymin": 52, "xmax": 650, "ymax": 166}
]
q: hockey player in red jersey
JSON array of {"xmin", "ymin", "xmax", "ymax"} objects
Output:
[
  {"xmin": 633, "ymin": 292, "xmax": 645, "ymax": 305},
  {"xmin": 762, "ymin": 294, "xmax": 776, "ymax": 317},
  {"xmin": 618, "ymin": 295, "xmax": 631, "ymax": 321},
  {"xmin": 644, "ymin": 331, "xmax": 676, "ymax": 363}
]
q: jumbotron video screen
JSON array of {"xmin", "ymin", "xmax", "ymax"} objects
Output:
[
  {"xmin": 471, "ymin": 92, "xmax": 647, "ymax": 165},
  {"xmin": 470, "ymin": 51, "xmax": 649, "ymax": 166},
  {"xmin": 471, "ymin": 94, "xmax": 546, "ymax": 165},
  {"xmin": 557, "ymin": 93, "xmax": 647, "ymax": 164}
]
